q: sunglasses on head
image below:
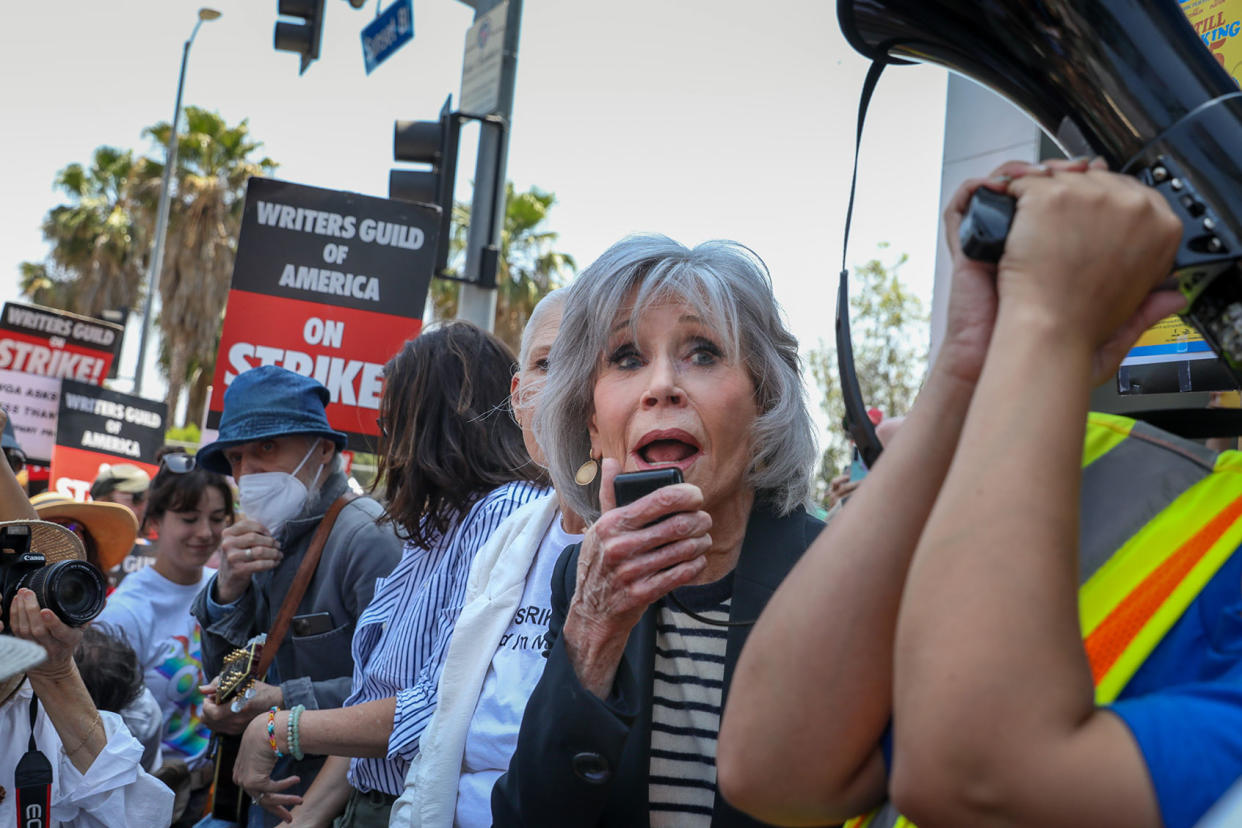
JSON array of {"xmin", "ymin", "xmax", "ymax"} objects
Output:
[{"xmin": 161, "ymin": 453, "xmax": 196, "ymax": 474}]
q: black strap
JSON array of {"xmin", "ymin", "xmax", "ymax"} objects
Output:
[
  {"xmin": 16, "ymin": 694, "xmax": 52, "ymax": 828},
  {"xmin": 836, "ymin": 58, "xmax": 888, "ymax": 469},
  {"xmin": 841, "ymin": 58, "xmax": 889, "ymax": 277},
  {"xmin": 27, "ymin": 691, "xmax": 36, "ymax": 752},
  {"xmin": 665, "ymin": 591, "xmax": 752, "ymax": 628}
]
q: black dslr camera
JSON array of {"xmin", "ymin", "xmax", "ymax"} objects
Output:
[{"xmin": 0, "ymin": 524, "xmax": 106, "ymax": 631}]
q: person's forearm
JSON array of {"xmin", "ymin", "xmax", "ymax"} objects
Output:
[
  {"xmin": 562, "ymin": 609, "xmax": 631, "ymax": 699},
  {"xmin": 718, "ymin": 356, "xmax": 978, "ymax": 823},
  {"xmin": 296, "ymin": 697, "xmax": 395, "ymax": 758},
  {"xmin": 892, "ymin": 308, "xmax": 1098, "ymax": 820},
  {"xmin": 28, "ymin": 663, "xmax": 107, "ymax": 774},
  {"xmin": 290, "ymin": 755, "xmax": 352, "ymax": 826}
]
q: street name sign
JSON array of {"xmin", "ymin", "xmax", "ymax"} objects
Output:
[{"xmin": 361, "ymin": 0, "xmax": 414, "ymax": 75}]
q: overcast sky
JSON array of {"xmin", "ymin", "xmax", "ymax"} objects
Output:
[{"xmin": 0, "ymin": 0, "xmax": 950, "ymax": 401}]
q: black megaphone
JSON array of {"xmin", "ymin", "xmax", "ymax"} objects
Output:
[{"xmin": 839, "ymin": 0, "xmax": 1242, "ymax": 387}]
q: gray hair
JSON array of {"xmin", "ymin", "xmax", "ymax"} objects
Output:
[
  {"xmin": 535, "ymin": 234, "xmax": 817, "ymax": 522},
  {"xmin": 512, "ymin": 287, "xmax": 570, "ymax": 424},
  {"xmin": 518, "ymin": 287, "xmax": 570, "ymax": 369}
]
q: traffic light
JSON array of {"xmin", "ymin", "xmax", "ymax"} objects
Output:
[
  {"xmin": 274, "ymin": 0, "xmax": 325, "ymax": 75},
  {"xmin": 390, "ymin": 97, "xmax": 459, "ymax": 276}
]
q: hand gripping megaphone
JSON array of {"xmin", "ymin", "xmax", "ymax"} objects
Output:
[{"xmin": 838, "ymin": 0, "xmax": 1242, "ymax": 389}]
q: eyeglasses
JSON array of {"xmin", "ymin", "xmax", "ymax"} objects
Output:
[
  {"xmin": 376, "ymin": 417, "xmax": 389, "ymax": 438},
  {"xmin": 4, "ymin": 447, "xmax": 26, "ymax": 475},
  {"xmin": 161, "ymin": 453, "xmax": 196, "ymax": 474}
]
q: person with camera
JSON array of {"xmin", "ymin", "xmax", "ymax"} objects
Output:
[
  {"xmin": 490, "ymin": 236, "xmax": 823, "ymax": 828},
  {"xmin": 717, "ymin": 159, "xmax": 1242, "ymax": 828},
  {"xmin": 0, "ymin": 410, "xmax": 173, "ymax": 827},
  {"xmin": 190, "ymin": 366, "xmax": 404, "ymax": 828}
]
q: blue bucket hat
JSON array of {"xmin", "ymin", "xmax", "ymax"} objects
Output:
[
  {"xmin": 1, "ymin": 417, "xmax": 21, "ymax": 453},
  {"xmin": 197, "ymin": 366, "xmax": 348, "ymax": 475}
]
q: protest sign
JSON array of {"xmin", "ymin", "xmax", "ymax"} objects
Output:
[
  {"xmin": 0, "ymin": 369, "xmax": 61, "ymax": 465},
  {"xmin": 208, "ymin": 178, "xmax": 437, "ymax": 452},
  {"xmin": 1182, "ymin": 0, "xmax": 1242, "ymax": 87},
  {"xmin": 50, "ymin": 379, "xmax": 165, "ymax": 501},
  {"xmin": 0, "ymin": 302, "xmax": 123, "ymax": 384}
]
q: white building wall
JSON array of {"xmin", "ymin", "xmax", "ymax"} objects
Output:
[
  {"xmin": 930, "ymin": 75, "xmax": 1042, "ymax": 360},
  {"xmin": 931, "ymin": 75, "xmax": 1203, "ymax": 415}
]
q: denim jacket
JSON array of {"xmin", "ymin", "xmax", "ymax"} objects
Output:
[{"xmin": 191, "ymin": 470, "xmax": 403, "ymax": 824}]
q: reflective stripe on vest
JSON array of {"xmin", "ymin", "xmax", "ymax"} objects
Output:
[{"xmin": 844, "ymin": 413, "xmax": 1240, "ymax": 828}]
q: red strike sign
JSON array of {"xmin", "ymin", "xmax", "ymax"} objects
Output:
[
  {"xmin": 210, "ymin": 179, "xmax": 436, "ymax": 452},
  {"xmin": 210, "ymin": 290, "xmax": 422, "ymax": 447},
  {"xmin": 0, "ymin": 331, "xmax": 110, "ymax": 383}
]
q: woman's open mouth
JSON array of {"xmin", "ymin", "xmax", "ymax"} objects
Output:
[{"xmin": 633, "ymin": 429, "xmax": 702, "ymax": 471}]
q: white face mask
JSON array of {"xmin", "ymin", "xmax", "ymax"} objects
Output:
[{"xmin": 238, "ymin": 441, "xmax": 325, "ymax": 536}]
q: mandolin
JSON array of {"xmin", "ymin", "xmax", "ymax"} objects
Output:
[{"xmin": 209, "ymin": 641, "xmax": 264, "ymax": 822}]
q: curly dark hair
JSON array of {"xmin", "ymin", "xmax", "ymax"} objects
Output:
[
  {"xmin": 375, "ymin": 321, "xmax": 548, "ymax": 548},
  {"xmin": 75, "ymin": 624, "xmax": 144, "ymax": 713}
]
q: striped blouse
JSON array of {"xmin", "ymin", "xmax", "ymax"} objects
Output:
[
  {"xmin": 343, "ymin": 480, "xmax": 547, "ymax": 796},
  {"xmin": 648, "ymin": 573, "xmax": 734, "ymax": 825}
]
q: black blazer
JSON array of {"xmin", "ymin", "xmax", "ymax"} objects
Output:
[{"xmin": 492, "ymin": 505, "xmax": 825, "ymax": 827}]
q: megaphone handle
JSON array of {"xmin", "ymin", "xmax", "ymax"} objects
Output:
[{"xmin": 960, "ymin": 187, "xmax": 1017, "ymax": 263}]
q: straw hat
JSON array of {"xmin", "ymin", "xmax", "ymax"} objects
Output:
[
  {"xmin": 0, "ymin": 519, "xmax": 81, "ymax": 704},
  {"xmin": 0, "ymin": 518, "xmax": 87, "ymax": 565},
  {"xmin": 29, "ymin": 493, "xmax": 137, "ymax": 571}
]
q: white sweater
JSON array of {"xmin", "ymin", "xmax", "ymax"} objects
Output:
[
  {"xmin": 389, "ymin": 494, "xmax": 562, "ymax": 828},
  {"xmin": 0, "ymin": 681, "xmax": 174, "ymax": 828}
]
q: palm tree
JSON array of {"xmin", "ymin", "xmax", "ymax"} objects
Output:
[
  {"xmin": 141, "ymin": 107, "xmax": 277, "ymax": 424},
  {"xmin": 18, "ymin": 262, "xmax": 77, "ymax": 309},
  {"xmin": 431, "ymin": 182, "xmax": 576, "ymax": 352},
  {"xmin": 22, "ymin": 147, "xmax": 150, "ymax": 317}
]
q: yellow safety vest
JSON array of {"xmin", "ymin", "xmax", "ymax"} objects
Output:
[{"xmin": 845, "ymin": 412, "xmax": 1242, "ymax": 828}]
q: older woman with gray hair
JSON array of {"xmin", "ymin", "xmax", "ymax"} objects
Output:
[
  {"xmin": 491, "ymin": 234, "xmax": 822, "ymax": 828},
  {"xmin": 389, "ymin": 287, "xmax": 588, "ymax": 828}
]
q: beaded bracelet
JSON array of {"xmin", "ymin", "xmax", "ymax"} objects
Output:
[
  {"xmin": 289, "ymin": 704, "xmax": 306, "ymax": 761},
  {"xmin": 266, "ymin": 707, "xmax": 284, "ymax": 759}
]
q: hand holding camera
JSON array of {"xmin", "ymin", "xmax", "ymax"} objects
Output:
[
  {"xmin": 3, "ymin": 587, "xmax": 83, "ymax": 681},
  {"xmin": 0, "ymin": 523, "xmax": 106, "ymax": 633}
]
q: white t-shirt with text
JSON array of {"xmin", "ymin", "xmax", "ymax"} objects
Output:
[{"xmin": 454, "ymin": 517, "xmax": 581, "ymax": 826}]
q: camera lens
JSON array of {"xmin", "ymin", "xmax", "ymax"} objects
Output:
[{"xmin": 22, "ymin": 561, "xmax": 106, "ymax": 627}]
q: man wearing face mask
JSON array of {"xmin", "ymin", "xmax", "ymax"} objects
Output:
[{"xmin": 189, "ymin": 366, "xmax": 403, "ymax": 826}]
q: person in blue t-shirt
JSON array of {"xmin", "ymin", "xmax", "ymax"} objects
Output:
[{"xmin": 718, "ymin": 158, "xmax": 1242, "ymax": 828}]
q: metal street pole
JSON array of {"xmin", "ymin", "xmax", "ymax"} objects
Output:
[
  {"xmin": 456, "ymin": 0, "xmax": 522, "ymax": 332},
  {"xmin": 133, "ymin": 8, "xmax": 221, "ymax": 397}
]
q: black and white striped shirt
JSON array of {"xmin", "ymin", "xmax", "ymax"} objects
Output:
[{"xmin": 649, "ymin": 573, "xmax": 734, "ymax": 826}]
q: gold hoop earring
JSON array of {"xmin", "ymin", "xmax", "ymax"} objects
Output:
[{"xmin": 574, "ymin": 457, "xmax": 599, "ymax": 486}]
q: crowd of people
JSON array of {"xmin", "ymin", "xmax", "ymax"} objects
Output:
[{"xmin": 3, "ymin": 156, "xmax": 1241, "ymax": 828}]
